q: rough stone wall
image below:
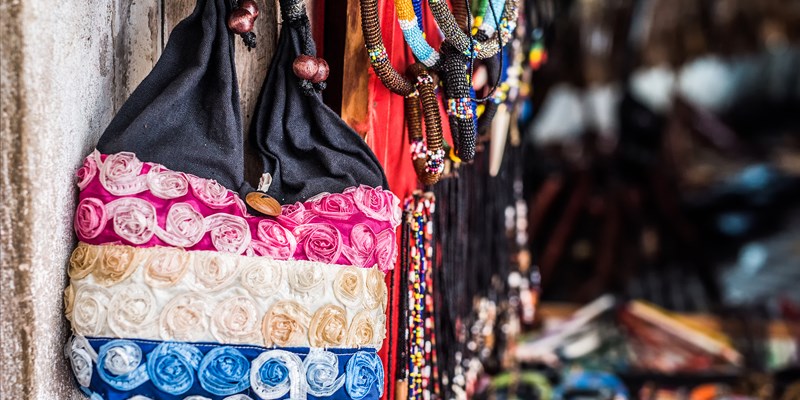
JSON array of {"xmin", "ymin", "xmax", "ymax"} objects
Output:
[{"xmin": 0, "ymin": 1, "xmax": 276, "ymax": 397}]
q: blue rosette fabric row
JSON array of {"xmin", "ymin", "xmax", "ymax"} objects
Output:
[{"xmin": 67, "ymin": 336, "xmax": 384, "ymax": 400}]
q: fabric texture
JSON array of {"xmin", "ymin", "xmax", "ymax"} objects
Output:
[
  {"xmin": 249, "ymin": 0, "xmax": 389, "ymax": 204},
  {"xmin": 67, "ymin": 336, "xmax": 385, "ymax": 400},
  {"xmin": 96, "ymin": 0, "xmax": 250, "ymax": 196},
  {"xmin": 66, "ymin": 242, "xmax": 389, "ymax": 349},
  {"xmin": 74, "ymin": 151, "xmax": 400, "ymax": 270}
]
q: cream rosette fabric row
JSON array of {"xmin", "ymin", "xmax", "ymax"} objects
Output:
[{"xmin": 65, "ymin": 243, "xmax": 388, "ymax": 349}]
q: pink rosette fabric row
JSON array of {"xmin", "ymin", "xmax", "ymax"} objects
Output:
[{"xmin": 74, "ymin": 151, "xmax": 402, "ymax": 272}]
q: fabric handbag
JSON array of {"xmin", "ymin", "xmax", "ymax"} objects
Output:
[{"xmin": 65, "ymin": 0, "xmax": 398, "ymax": 399}]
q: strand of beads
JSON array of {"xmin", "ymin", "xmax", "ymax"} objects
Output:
[
  {"xmin": 404, "ymin": 193, "xmax": 436, "ymax": 399},
  {"xmin": 411, "ymin": 0, "xmax": 425, "ymax": 30},
  {"xmin": 443, "ymin": 43, "xmax": 478, "ymax": 161},
  {"xmin": 407, "ymin": 64, "xmax": 445, "ymax": 184},
  {"xmin": 395, "ymin": 0, "xmax": 441, "ymax": 67}
]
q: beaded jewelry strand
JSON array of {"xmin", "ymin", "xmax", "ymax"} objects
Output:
[
  {"xmin": 407, "ymin": 64, "xmax": 446, "ymax": 184},
  {"xmin": 396, "ymin": 0, "xmax": 442, "ymax": 67},
  {"xmin": 403, "ymin": 193, "xmax": 437, "ymax": 400}
]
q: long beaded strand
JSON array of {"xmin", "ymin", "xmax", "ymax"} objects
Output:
[{"xmin": 405, "ymin": 194, "xmax": 436, "ymax": 399}]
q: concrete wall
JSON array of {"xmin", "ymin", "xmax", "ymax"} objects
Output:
[{"xmin": 0, "ymin": 1, "xmax": 277, "ymax": 397}]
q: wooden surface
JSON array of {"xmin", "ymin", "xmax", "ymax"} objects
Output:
[
  {"xmin": 341, "ymin": 0, "xmax": 372, "ymax": 138},
  {"xmin": 0, "ymin": 1, "xmax": 279, "ymax": 397},
  {"xmin": 164, "ymin": 0, "xmax": 277, "ymax": 131}
]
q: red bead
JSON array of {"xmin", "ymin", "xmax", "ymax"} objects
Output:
[
  {"xmin": 228, "ymin": 8, "xmax": 255, "ymax": 34},
  {"xmin": 292, "ymin": 55, "xmax": 319, "ymax": 80},
  {"xmin": 311, "ymin": 58, "xmax": 329, "ymax": 83},
  {"xmin": 240, "ymin": 0, "xmax": 260, "ymax": 19}
]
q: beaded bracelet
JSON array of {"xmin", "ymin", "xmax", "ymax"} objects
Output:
[
  {"xmin": 406, "ymin": 64, "xmax": 445, "ymax": 184},
  {"xmin": 429, "ymin": 0, "xmax": 519, "ymax": 59}
]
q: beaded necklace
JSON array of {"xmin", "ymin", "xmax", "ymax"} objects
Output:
[
  {"xmin": 403, "ymin": 193, "xmax": 437, "ymax": 399},
  {"xmin": 396, "ymin": 0, "xmax": 442, "ymax": 67},
  {"xmin": 360, "ymin": 0, "xmax": 445, "ymax": 184}
]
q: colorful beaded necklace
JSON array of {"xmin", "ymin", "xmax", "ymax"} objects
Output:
[
  {"xmin": 395, "ymin": 0, "xmax": 442, "ymax": 67},
  {"xmin": 403, "ymin": 193, "xmax": 437, "ymax": 399}
]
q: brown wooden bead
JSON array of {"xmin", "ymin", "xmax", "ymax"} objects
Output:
[
  {"xmin": 228, "ymin": 8, "xmax": 255, "ymax": 34},
  {"xmin": 292, "ymin": 55, "xmax": 319, "ymax": 80},
  {"xmin": 311, "ymin": 58, "xmax": 329, "ymax": 83},
  {"xmin": 246, "ymin": 191, "xmax": 282, "ymax": 217},
  {"xmin": 240, "ymin": 0, "xmax": 260, "ymax": 19}
]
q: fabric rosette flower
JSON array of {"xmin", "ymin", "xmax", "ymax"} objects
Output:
[
  {"xmin": 107, "ymin": 283, "xmax": 158, "ymax": 337},
  {"xmin": 76, "ymin": 152, "xmax": 99, "ymax": 191},
  {"xmin": 74, "ymin": 197, "xmax": 107, "ymax": 240},
  {"xmin": 72, "ymin": 286, "xmax": 111, "ymax": 336},
  {"xmin": 99, "ymin": 152, "xmax": 146, "ymax": 196},
  {"xmin": 206, "ymin": 214, "xmax": 251, "ymax": 254},
  {"xmin": 293, "ymin": 223, "xmax": 343, "ymax": 264},
  {"xmin": 240, "ymin": 259, "xmax": 282, "ymax": 298},
  {"xmin": 97, "ymin": 339, "xmax": 149, "ymax": 391},
  {"xmin": 250, "ymin": 350, "xmax": 306, "ymax": 399},
  {"xmin": 309, "ymin": 192, "xmax": 357, "ymax": 220},
  {"xmin": 211, "ymin": 295, "xmax": 261, "ymax": 344},
  {"xmin": 261, "ymin": 300, "xmax": 311, "ymax": 347},
  {"xmin": 347, "ymin": 185, "xmax": 396, "ymax": 223},
  {"xmin": 363, "ymin": 267, "xmax": 388, "ymax": 311},
  {"xmin": 143, "ymin": 247, "xmax": 190, "ymax": 288},
  {"xmin": 374, "ymin": 229, "xmax": 397, "ymax": 273},
  {"xmin": 287, "ymin": 263, "xmax": 325, "ymax": 298},
  {"xmin": 64, "ymin": 336, "xmax": 96, "ymax": 388},
  {"xmin": 347, "ymin": 311, "xmax": 380, "ymax": 347},
  {"xmin": 64, "ymin": 285, "xmax": 75, "ymax": 320},
  {"xmin": 342, "ymin": 224, "xmax": 377, "ymax": 268},
  {"xmin": 189, "ymin": 176, "xmax": 238, "ymax": 209},
  {"xmin": 252, "ymin": 220, "xmax": 297, "ymax": 260},
  {"xmin": 309, "ymin": 304, "xmax": 348, "ymax": 347},
  {"xmin": 68, "ymin": 242, "xmax": 101, "ymax": 280},
  {"xmin": 156, "ymin": 203, "xmax": 205, "ymax": 248},
  {"xmin": 107, "ymin": 197, "xmax": 157, "ymax": 245},
  {"xmin": 197, "ymin": 346, "xmax": 250, "ymax": 396},
  {"xmin": 276, "ymin": 202, "xmax": 312, "ymax": 229},
  {"xmin": 333, "ymin": 268, "xmax": 364, "ymax": 309},
  {"xmin": 194, "ymin": 252, "xmax": 239, "ymax": 291},
  {"xmin": 345, "ymin": 351, "xmax": 385, "ymax": 400},
  {"xmin": 159, "ymin": 293, "xmax": 210, "ymax": 342},
  {"xmin": 145, "ymin": 342, "xmax": 203, "ymax": 395},
  {"xmin": 146, "ymin": 165, "xmax": 189, "ymax": 199},
  {"xmin": 91, "ymin": 244, "xmax": 138, "ymax": 286},
  {"xmin": 304, "ymin": 348, "xmax": 345, "ymax": 397}
]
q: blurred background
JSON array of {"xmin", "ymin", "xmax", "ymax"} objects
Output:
[{"xmin": 496, "ymin": 0, "xmax": 800, "ymax": 398}]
